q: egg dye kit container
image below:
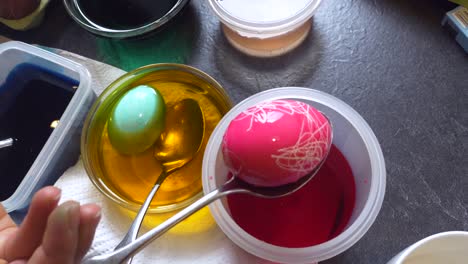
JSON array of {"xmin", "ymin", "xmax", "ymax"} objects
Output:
[
  {"xmin": 0, "ymin": 41, "xmax": 94, "ymax": 212},
  {"xmin": 208, "ymin": 0, "xmax": 322, "ymax": 57},
  {"xmin": 202, "ymin": 88, "xmax": 386, "ymax": 263},
  {"xmin": 81, "ymin": 63, "xmax": 233, "ymax": 213}
]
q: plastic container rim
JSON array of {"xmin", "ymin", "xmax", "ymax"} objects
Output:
[
  {"xmin": 208, "ymin": 0, "xmax": 322, "ymax": 38},
  {"xmin": 202, "ymin": 87, "xmax": 386, "ymax": 263},
  {"xmin": 0, "ymin": 41, "xmax": 92, "ymax": 212}
]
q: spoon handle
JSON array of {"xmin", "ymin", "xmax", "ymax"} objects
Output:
[
  {"xmin": 83, "ymin": 188, "xmax": 228, "ymax": 264},
  {"xmin": 0, "ymin": 138, "xmax": 14, "ymax": 149},
  {"xmin": 113, "ymin": 171, "xmax": 167, "ymax": 263}
]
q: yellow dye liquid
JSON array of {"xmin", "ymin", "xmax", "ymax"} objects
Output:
[{"xmin": 86, "ymin": 69, "xmax": 231, "ymax": 212}]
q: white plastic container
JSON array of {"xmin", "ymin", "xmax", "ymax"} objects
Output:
[
  {"xmin": 208, "ymin": 0, "xmax": 322, "ymax": 57},
  {"xmin": 0, "ymin": 41, "xmax": 94, "ymax": 212},
  {"xmin": 202, "ymin": 87, "xmax": 386, "ymax": 263},
  {"xmin": 387, "ymin": 231, "xmax": 468, "ymax": 264}
]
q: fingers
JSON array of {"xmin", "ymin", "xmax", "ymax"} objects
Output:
[
  {"xmin": 1, "ymin": 187, "xmax": 101, "ymax": 263},
  {"xmin": 0, "ymin": 203, "xmax": 16, "ymax": 259},
  {"xmin": 75, "ymin": 204, "xmax": 101, "ymax": 262},
  {"xmin": 0, "ymin": 200, "xmax": 17, "ymax": 233},
  {"xmin": 28, "ymin": 201, "xmax": 81, "ymax": 264},
  {"xmin": 2, "ymin": 186, "xmax": 61, "ymax": 260},
  {"xmin": 9, "ymin": 260, "xmax": 27, "ymax": 264}
]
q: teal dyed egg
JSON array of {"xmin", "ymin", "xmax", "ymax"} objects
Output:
[{"xmin": 107, "ymin": 85, "xmax": 165, "ymax": 155}]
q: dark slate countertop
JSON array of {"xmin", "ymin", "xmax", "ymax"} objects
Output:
[{"xmin": 2, "ymin": 0, "xmax": 467, "ymax": 263}]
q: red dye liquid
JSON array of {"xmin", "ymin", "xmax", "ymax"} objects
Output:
[{"xmin": 227, "ymin": 145, "xmax": 356, "ymax": 248}]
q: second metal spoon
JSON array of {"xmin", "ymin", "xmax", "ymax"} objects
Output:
[{"xmin": 113, "ymin": 99, "xmax": 204, "ymax": 263}]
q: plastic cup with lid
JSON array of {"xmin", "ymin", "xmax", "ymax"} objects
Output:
[{"xmin": 208, "ymin": 0, "xmax": 322, "ymax": 57}]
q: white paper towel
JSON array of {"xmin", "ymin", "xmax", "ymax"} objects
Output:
[{"xmin": 55, "ymin": 159, "xmax": 259, "ymax": 263}]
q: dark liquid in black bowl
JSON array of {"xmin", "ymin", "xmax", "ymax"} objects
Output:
[
  {"xmin": 0, "ymin": 64, "xmax": 77, "ymax": 201},
  {"xmin": 77, "ymin": 0, "xmax": 179, "ymax": 30}
]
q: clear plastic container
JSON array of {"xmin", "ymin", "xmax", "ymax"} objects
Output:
[
  {"xmin": 0, "ymin": 41, "xmax": 94, "ymax": 212},
  {"xmin": 208, "ymin": 0, "xmax": 322, "ymax": 57},
  {"xmin": 202, "ymin": 87, "xmax": 386, "ymax": 263}
]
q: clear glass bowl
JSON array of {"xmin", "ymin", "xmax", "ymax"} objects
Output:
[
  {"xmin": 63, "ymin": 0, "xmax": 190, "ymax": 39},
  {"xmin": 82, "ymin": 63, "xmax": 232, "ymax": 213}
]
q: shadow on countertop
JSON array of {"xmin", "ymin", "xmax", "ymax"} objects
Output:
[{"xmin": 212, "ymin": 19, "xmax": 325, "ymax": 102}]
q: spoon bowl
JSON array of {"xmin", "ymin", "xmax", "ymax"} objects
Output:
[{"xmin": 154, "ymin": 99, "xmax": 205, "ymax": 172}]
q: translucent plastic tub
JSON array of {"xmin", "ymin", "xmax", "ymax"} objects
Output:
[
  {"xmin": 0, "ymin": 41, "xmax": 94, "ymax": 212},
  {"xmin": 202, "ymin": 87, "xmax": 386, "ymax": 263},
  {"xmin": 208, "ymin": 0, "xmax": 322, "ymax": 57}
]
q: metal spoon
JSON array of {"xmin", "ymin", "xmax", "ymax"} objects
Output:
[
  {"xmin": 113, "ymin": 99, "xmax": 205, "ymax": 262},
  {"xmin": 0, "ymin": 138, "xmax": 14, "ymax": 149},
  {"xmin": 83, "ymin": 119, "xmax": 333, "ymax": 264}
]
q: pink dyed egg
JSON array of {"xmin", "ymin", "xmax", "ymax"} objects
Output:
[{"xmin": 222, "ymin": 99, "xmax": 332, "ymax": 187}]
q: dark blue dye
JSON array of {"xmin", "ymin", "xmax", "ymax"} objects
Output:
[{"xmin": 0, "ymin": 64, "xmax": 78, "ymax": 200}]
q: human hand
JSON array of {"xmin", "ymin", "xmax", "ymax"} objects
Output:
[{"xmin": 0, "ymin": 186, "xmax": 101, "ymax": 264}]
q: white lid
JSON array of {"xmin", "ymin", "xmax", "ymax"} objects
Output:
[{"xmin": 208, "ymin": 0, "xmax": 321, "ymax": 37}]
